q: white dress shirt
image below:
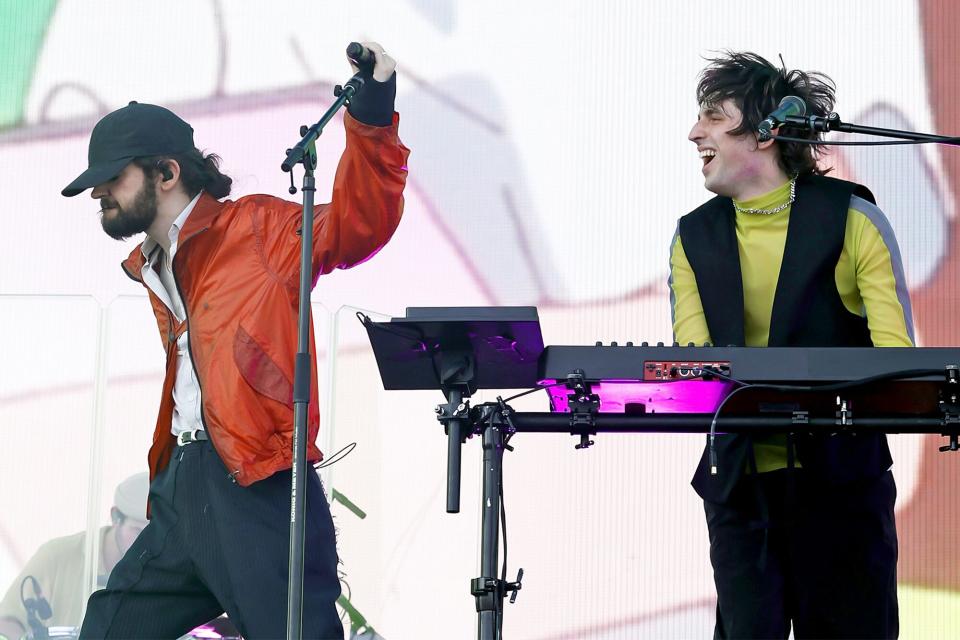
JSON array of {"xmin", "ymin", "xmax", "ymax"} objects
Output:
[{"xmin": 139, "ymin": 193, "xmax": 204, "ymax": 437}]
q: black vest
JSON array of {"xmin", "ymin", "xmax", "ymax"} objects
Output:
[{"xmin": 680, "ymin": 175, "xmax": 893, "ymax": 503}]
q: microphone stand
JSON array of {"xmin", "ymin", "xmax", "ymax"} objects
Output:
[
  {"xmin": 280, "ymin": 72, "xmax": 365, "ymax": 640},
  {"xmin": 769, "ymin": 111, "xmax": 960, "ymax": 145}
]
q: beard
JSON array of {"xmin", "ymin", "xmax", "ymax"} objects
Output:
[{"xmin": 100, "ymin": 179, "xmax": 159, "ymax": 241}]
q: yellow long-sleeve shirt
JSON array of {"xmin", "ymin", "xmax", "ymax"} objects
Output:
[{"xmin": 669, "ymin": 180, "xmax": 915, "ymax": 472}]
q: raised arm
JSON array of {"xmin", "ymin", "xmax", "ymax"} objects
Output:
[
  {"xmin": 311, "ymin": 41, "xmax": 409, "ymax": 277},
  {"xmin": 260, "ymin": 41, "xmax": 410, "ymax": 283}
]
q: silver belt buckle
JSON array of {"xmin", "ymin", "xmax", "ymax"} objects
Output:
[{"xmin": 177, "ymin": 430, "xmax": 197, "ymax": 446}]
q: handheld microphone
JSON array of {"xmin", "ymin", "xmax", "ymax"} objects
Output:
[
  {"xmin": 346, "ymin": 42, "xmax": 376, "ymax": 71},
  {"xmin": 758, "ymin": 96, "xmax": 806, "ymax": 140}
]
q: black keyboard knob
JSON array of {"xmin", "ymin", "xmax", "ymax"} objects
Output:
[
  {"xmin": 611, "ymin": 341, "xmax": 618, "ymax": 347},
  {"xmin": 595, "ymin": 341, "xmax": 603, "ymax": 346},
  {"xmin": 673, "ymin": 341, "xmax": 680, "ymax": 347},
  {"xmin": 626, "ymin": 341, "xmax": 634, "ymax": 347},
  {"xmin": 688, "ymin": 342, "xmax": 696, "ymax": 347},
  {"xmin": 641, "ymin": 341, "xmax": 649, "ymax": 346},
  {"xmin": 657, "ymin": 342, "xmax": 665, "ymax": 347}
]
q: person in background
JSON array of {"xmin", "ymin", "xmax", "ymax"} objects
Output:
[{"xmin": 0, "ymin": 473, "xmax": 149, "ymax": 639}]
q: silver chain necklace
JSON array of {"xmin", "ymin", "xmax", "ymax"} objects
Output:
[{"xmin": 733, "ymin": 179, "xmax": 796, "ymax": 215}]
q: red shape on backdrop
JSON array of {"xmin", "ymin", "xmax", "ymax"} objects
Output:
[{"xmin": 896, "ymin": 0, "xmax": 960, "ymax": 592}]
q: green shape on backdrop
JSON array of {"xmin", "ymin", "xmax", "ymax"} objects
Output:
[{"xmin": 0, "ymin": 0, "xmax": 60, "ymax": 130}]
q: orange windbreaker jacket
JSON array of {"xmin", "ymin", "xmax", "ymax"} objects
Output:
[{"xmin": 121, "ymin": 112, "xmax": 410, "ymax": 488}]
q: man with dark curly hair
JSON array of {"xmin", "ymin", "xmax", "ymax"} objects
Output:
[{"xmin": 670, "ymin": 52, "xmax": 913, "ymax": 638}]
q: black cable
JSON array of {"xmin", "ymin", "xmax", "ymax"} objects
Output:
[
  {"xmin": 19, "ymin": 575, "xmax": 51, "ymax": 637},
  {"xmin": 357, "ymin": 311, "xmax": 431, "ymax": 354},
  {"xmin": 501, "ymin": 383, "xmax": 564, "ymax": 403},
  {"xmin": 770, "ymin": 134, "xmax": 959, "ymax": 147},
  {"xmin": 492, "ymin": 402, "xmax": 505, "ymax": 640},
  {"xmin": 338, "ymin": 574, "xmax": 352, "ymax": 625},
  {"xmin": 357, "ymin": 312, "xmax": 432, "ymax": 351},
  {"xmin": 707, "ymin": 382, "xmax": 767, "ymax": 475},
  {"xmin": 314, "ymin": 441, "xmax": 357, "ymax": 469},
  {"xmin": 19, "ymin": 576, "xmax": 30, "ymax": 611},
  {"xmin": 699, "ymin": 365, "xmax": 943, "ymax": 394},
  {"xmin": 499, "ymin": 440, "xmax": 509, "ymax": 591},
  {"xmin": 493, "ymin": 401, "xmax": 516, "ymax": 640},
  {"xmin": 699, "ymin": 366, "xmax": 945, "ymax": 475},
  {"xmin": 507, "ymin": 366, "xmax": 943, "ymax": 475},
  {"xmin": 497, "ymin": 458, "xmax": 506, "ymax": 640},
  {"xmin": 358, "ymin": 312, "xmax": 450, "ymax": 390}
]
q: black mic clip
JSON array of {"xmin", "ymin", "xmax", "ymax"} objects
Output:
[
  {"xmin": 334, "ymin": 73, "xmax": 365, "ymax": 101},
  {"xmin": 780, "ymin": 111, "xmax": 842, "ymax": 135}
]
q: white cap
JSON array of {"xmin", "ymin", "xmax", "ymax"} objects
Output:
[{"xmin": 113, "ymin": 472, "xmax": 150, "ymax": 522}]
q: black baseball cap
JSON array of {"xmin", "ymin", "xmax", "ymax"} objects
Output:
[{"xmin": 62, "ymin": 101, "xmax": 195, "ymax": 197}]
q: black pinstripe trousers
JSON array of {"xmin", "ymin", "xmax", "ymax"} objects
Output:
[{"xmin": 79, "ymin": 440, "xmax": 343, "ymax": 639}]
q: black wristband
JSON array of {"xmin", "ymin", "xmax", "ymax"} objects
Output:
[{"xmin": 347, "ymin": 72, "xmax": 397, "ymax": 127}]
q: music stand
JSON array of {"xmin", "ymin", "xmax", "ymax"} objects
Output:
[{"xmin": 361, "ymin": 306, "xmax": 544, "ymax": 639}]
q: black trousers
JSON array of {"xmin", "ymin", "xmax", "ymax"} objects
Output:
[
  {"xmin": 79, "ymin": 440, "xmax": 343, "ymax": 639},
  {"xmin": 704, "ymin": 469, "xmax": 898, "ymax": 639}
]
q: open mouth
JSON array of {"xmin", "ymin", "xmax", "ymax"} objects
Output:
[{"xmin": 699, "ymin": 149, "xmax": 716, "ymax": 167}]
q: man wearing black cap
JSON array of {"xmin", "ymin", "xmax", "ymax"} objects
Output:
[{"xmin": 65, "ymin": 43, "xmax": 408, "ymax": 639}]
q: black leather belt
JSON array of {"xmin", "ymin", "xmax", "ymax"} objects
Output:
[{"xmin": 176, "ymin": 429, "xmax": 208, "ymax": 446}]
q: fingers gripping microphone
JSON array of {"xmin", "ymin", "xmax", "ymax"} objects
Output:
[
  {"xmin": 758, "ymin": 96, "xmax": 806, "ymax": 141},
  {"xmin": 337, "ymin": 42, "xmax": 372, "ymax": 101}
]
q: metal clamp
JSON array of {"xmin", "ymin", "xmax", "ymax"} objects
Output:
[
  {"xmin": 938, "ymin": 365, "xmax": 959, "ymax": 452},
  {"xmin": 470, "ymin": 567, "xmax": 524, "ymax": 611},
  {"xmin": 435, "ymin": 400, "xmax": 471, "ymax": 421},
  {"xmin": 835, "ymin": 397, "xmax": 853, "ymax": 428},
  {"xmin": 565, "ymin": 370, "xmax": 598, "ymax": 449}
]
